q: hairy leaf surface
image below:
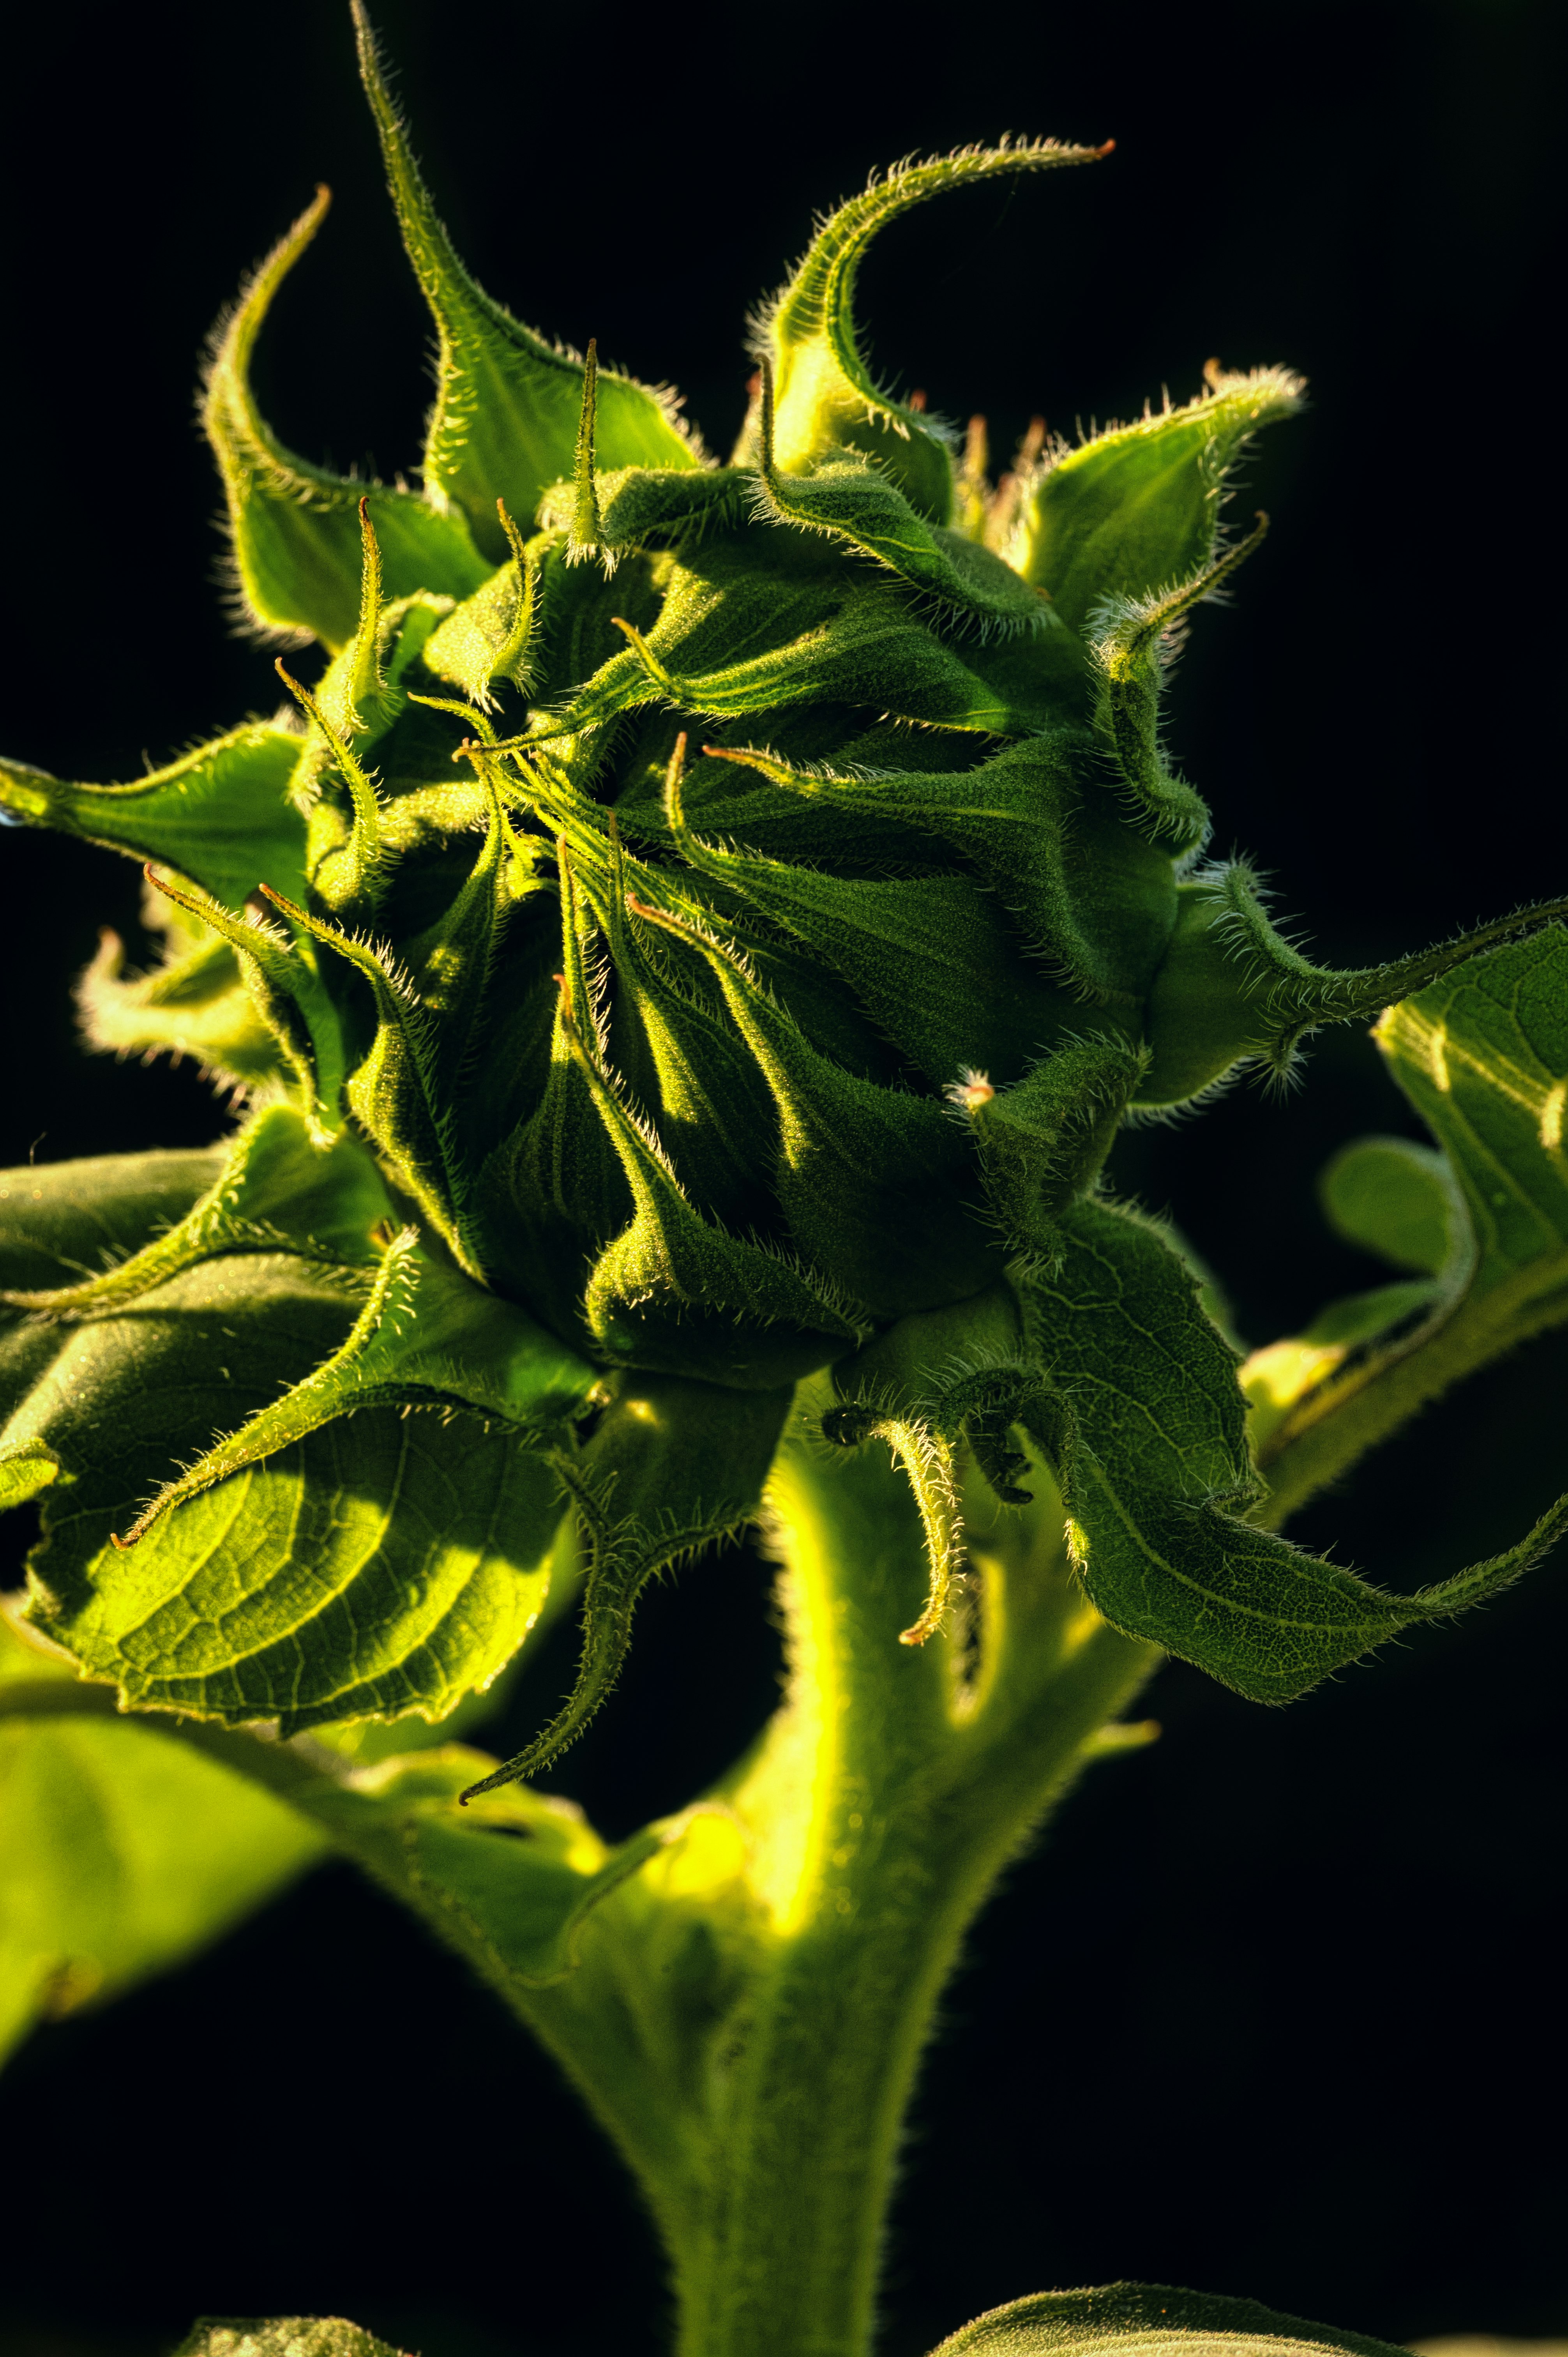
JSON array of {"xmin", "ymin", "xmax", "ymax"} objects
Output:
[
  {"xmin": 929, "ymin": 2283, "xmax": 1407, "ymax": 2357},
  {"xmin": 1252, "ymin": 930, "xmax": 1568, "ymax": 1514}
]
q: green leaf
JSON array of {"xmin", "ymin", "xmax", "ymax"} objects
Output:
[
  {"xmin": 0, "ymin": 1144, "xmax": 226, "ymax": 1294},
  {"xmin": 759, "ymin": 141, "xmax": 1107, "ymax": 521},
  {"xmin": 352, "ymin": 6, "xmax": 697, "ymax": 562},
  {"xmin": 98, "ymin": 1229, "xmax": 598, "ymax": 1550},
  {"xmin": 958, "ymin": 1041, "xmax": 1150, "ymax": 1270},
  {"xmin": 1009, "ymin": 366, "xmax": 1304, "ymax": 634},
  {"xmin": 202, "ymin": 185, "xmax": 490, "ymax": 650},
  {"xmin": 1019, "ymin": 1198, "xmax": 1568, "ymax": 1702},
  {"xmin": 567, "ymin": 1003, "xmax": 867, "ymax": 1386},
  {"xmin": 145, "ymin": 871, "xmax": 348, "ymax": 1129},
  {"xmin": 0, "ymin": 722, "xmax": 308, "ymax": 914},
  {"xmin": 263, "ymin": 886, "xmax": 486, "ymax": 1274},
  {"xmin": 1381, "ymin": 928, "xmax": 1568, "ymax": 1290},
  {"xmin": 0, "ymin": 1436, "xmax": 60, "ymax": 1510},
  {"xmin": 610, "ymin": 581, "xmax": 1081, "ymax": 740},
  {"xmin": 928, "ymin": 2282, "xmax": 1407, "ymax": 2357},
  {"xmin": 536, "ymin": 465, "xmax": 749, "ymax": 563},
  {"xmin": 1319, "ymin": 1135, "xmax": 1466, "ymax": 1277},
  {"xmin": 1, "ymin": 1148, "xmax": 596, "ymax": 1734},
  {"xmin": 0, "ymin": 1104, "xmax": 390, "ymax": 1322},
  {"xmin": 24, "ymin": 1295, "xmax": 574, "ymax": 1735},
  {"xmin": 1089, "ymin": 518, "xmax": 1270, "ymax": 857},
  {"xmin": 1253, "ymin": 930, "xmax": 1568, "ymax": 1516},
  {"xmin": 0, "ymin": 1620, "xmax": 324, "ymax": 2071},
  {"xmin": 421, "ymin": 518, "xmax": 544, "ymax": 710}
]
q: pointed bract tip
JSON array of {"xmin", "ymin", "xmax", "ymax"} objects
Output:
[
  {"xmin": 257, "ymin": 880, "xmax": 309, "ymax": 925},
  {"xmin": 1096, "ymin": 138, "xmax": 1116, "ymax": 157}
]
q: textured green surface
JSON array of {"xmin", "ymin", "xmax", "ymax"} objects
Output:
[
  {"xmin": 173, "ymin": 2321, "xmax": 409, "ymax": 2357},
  {"xmin": 929, "ymin": 2285, "xmax": 1409, "ymax": 2357},
  {"xmin": 0, "ymin": 55, "xmax": 1563, "ymax": 2357},
  {"xmin": 2, "ymin": 29, "xmax": 1562, "ymax": 1756},
  {"xmin": 0, "ymin": 1618, "xmax": 323, "ymax": 2071},
  {"xmin": 1252, "ymin": 928, "xmax": 1568, "ymax": 1518}
]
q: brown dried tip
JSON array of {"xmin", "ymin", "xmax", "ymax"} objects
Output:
[
  {"xmin": 1095, "ymin": 138, "xmax": 1116, "ymax": 157},
  {"xmin": 358, "ymin": 493, "xmax": 370, "ymax": 524},
  {"xmin": 908, "ymin": 389, "xmax": 927, "ymax": 413},
  {"xmin": 109, "ymin": 1530, "xmax": 135, "ymax": 1551}
]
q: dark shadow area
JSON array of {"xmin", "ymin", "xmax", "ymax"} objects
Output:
[{"xmin": 2, "ymin": 0, "xmax": 1564, "ymax": 2352}]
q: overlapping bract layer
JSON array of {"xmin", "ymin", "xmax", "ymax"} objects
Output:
[{"xmin": 3, "ymin": 9, "xmax": 1565, "ymax": 1772}]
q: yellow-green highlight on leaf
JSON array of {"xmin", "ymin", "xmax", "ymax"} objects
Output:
[
  {"xmin": 928, "ymin": 2281, "xmax": 1411, "ymax": 2357},
  {"xmin": 76, "ymin": 879, "xmax": 292, "ymax": 1094},
  {"xmin": 103, "ymin": 1226, "xmax": 597, "ymax": 1550},
  {"xmin": 1379, "ymin": 928, "xmax": 1568, "ymax": 1292},
  {"xmin": 1008, "ymin": 364, "xmax": 1305, "ymax": 632},
  {"xmin": 1255, "ymin": 929, "xmax": 1568, "ymax": 1519},
  {"xmin": 0, "ymin": 1436, "xmax": 61, "ymax": 1511},
  {"xmin": 299, "ymin": 1744, "xmax": 667, "ymax": 1983},
  {"xmin": 754, "ymin": 357, "xmax": 1050, "ymax": 634},
  {"xmin": 757, "ymin": 139, "xmax": 1110, "ymax": 521},
  {"xmin": 0, "ymin": 1103, "xmax": 392, "ymax": 1320},
  {"xmin": 0, "ymin": 1611, "xmax": 324, "ymax": 2072}
]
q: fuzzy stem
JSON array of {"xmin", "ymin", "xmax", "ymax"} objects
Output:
[
  {"xmin": 511, "ymin": 1393, "xmax": 1156, "ymax": 2357},
  {"xmin": 7, "ymin": 1398, "xmax": 1154, "ymax": 2357}
]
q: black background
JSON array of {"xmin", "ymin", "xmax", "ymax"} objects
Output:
[{"xmin": 2, "ymin": 2, "xmax": 1566, "ymax": 2353}]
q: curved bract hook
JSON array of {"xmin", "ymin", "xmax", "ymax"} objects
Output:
[{"xmin": 754, "ymin": 137, "xmax": 1111, "ymax": 520}]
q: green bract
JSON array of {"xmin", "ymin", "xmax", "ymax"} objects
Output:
[{"xmin": 3, "ymin": 3, "xmax": 1565, "ymax": 1791}]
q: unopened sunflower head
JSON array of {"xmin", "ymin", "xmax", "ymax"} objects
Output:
[{"xmin": 6, "ymin": 4, "xmax": 1563, "ymax": 1782}]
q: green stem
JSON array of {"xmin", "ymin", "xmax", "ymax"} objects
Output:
[
  {"xmin": 4, "ymin": 1394, "xmax": 1155, "ymax": 2357},
  {"xmin": 510, "ymin": 1392, "xmax": 1157, "ymax": 2357}
]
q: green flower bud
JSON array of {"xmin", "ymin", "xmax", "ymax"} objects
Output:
[{"xmin": 5, "ymin": 3, "xmax": 1566, "ymax": 1776}]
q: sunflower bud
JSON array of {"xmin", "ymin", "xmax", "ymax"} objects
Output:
[{"xmin": 5, "ymin": 5, "xmax": 1564, "ymax": 1770}]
